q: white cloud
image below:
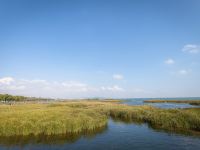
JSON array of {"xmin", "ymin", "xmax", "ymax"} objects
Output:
[
  {"xmin": 178, "ymin": 69, "xmax": 188, "ymax": 75},
  {"xmin": 0, "ymin": 77, "xmax": 94, "ymax": 98},
  {"xmin": 101, "ymin": 85, "xmax": 124, "ymax": 92},
  {"xmin": 1, "ymin": 76, "xmax": 198, "ymax": 98},
  {"xmin": 0, "ymin": 77, "xmax": 126, "ymax": 98},
  {"xmin": 170, "ymin": 69, "xmax": 191, "ymax": 76},
  {"xmin": 132, "ymin": 88, "xmax": 145, "ymax": 93},
  {"xmin": 0, "ymin": 77, "xmax": 14, "ymax": 85},
  {"xmin": 113, "ymin": 74, "xmax": 124, "ymax": 80},
  {"xmin": 61, "ymin": 81, "xmax": 86, "ymax": 88},
  {"xmin": 165, "ymin": 58, "xmax": 175, "ymax": 65},
  {"xmin": 182, "ymin": 44, "xmax": 200, "ymax": 54},
  {"xmin": 61, "ymin": 81, "xmax": 89, "ymax": 92},
  {"xmin": 8, "ymin": 85, "xmax": 26, "ymax": 90}
]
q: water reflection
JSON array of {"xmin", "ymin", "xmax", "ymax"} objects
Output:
[
  {"xmin": 111, "ymin": 117, "xmax": 200, "ymax": 138},
  {"xmin": 0, "ymin": 120, "xmax": 199, "ymax": 150},
  {"xmin": 1, "ymin": 118, "xmax": 199, "ymax": 148},
  {"xmin": 0, "ymin": 125, "xmax": 107, "ymax": 147},
  {"xmin": 122, "ymin": 99, "xmax": 200, "ymax": 109}
]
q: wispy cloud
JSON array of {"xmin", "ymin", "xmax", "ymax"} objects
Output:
[
  {"xmin": 170, "ymin": 69, "xmax": 191, "ymax": 76},
  {"xmin": 0, "ymin": 77, "xmax": 14, "ymax": 85},
  {"xmin": 113, "ymin": 74, "xmax": 124, "ymax": 80},
  {"xmin": 101, "ymin": 85, "xmax": 124, "ymax": 92},
  {"xmin": 182, "ymin": 44, "xmax": 200, "ymax": 54},
  {"xmin": 0, "ymin": 77, "xmax": 95, "ymax": 98},
  {"xmin": 165, "ymin": 58, "xmax": 175, "ymax": 65},
  {"xmin": 178, "ymin": 69, "xmax": 189, "ymax": 75},
  {"xmin": 0, "ymin": 77, "xmax": 126, "ymax": 98},
  {"xmin": 61, "ymin": 81, "xmax": 90, "ymax": 92}
]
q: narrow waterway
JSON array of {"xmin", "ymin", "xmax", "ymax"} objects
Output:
[{"xmin": 0, "ymin": 119, "xmax": 200, "ymax": 150}]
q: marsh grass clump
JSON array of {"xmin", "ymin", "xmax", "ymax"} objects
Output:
[
  {"xmin": 0, "ymin": 102, "xmax": 108, "ymax": 136},
  {"xmin": 108, "ymin": 105, "xmax": 200, "ymax": 132},
  {"xmin": 0, "ymin": 125, "xmax": 107, "ymax": 146},
  {"xmin": 144, "ymin": 99, "xmax": 200, "ymax": 106},
  {"xmin": 189, "ymin": 102, "xmax": 200, "ymax": 106}
]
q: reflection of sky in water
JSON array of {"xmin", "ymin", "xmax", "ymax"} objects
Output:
[
  {"xmin": 0, "ymin": 119, "xmax": 199, "ymax": 150},
  {"xmin": 122, "ymin": 98, "xmax": 200, "ymax": 109}
]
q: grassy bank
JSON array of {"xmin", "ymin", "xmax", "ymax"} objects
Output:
[
  {"xmin": 0, "ymin": 125, "xmax": 107, "ymax": 146},
  {"xmin": 0, "ymin": 100, "xmax": 200, "ymax": 136},
  {"xmin": 109, "ymin": 105, "xmax": 200, "ymax": 132},
  {"xmin": 144, "ymin": 99, "xmax": 200, "ymax": 106},
  {"xmin": 0, "ymin": 101, "xmax": 108, "ymax": 136}
]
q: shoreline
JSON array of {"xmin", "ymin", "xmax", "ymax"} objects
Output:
[{"xmin": 144, "ymin": 100, "xmax": 200, "ymax": 106}]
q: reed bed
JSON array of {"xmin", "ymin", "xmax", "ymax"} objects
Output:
[
  {"xmin": 109, "ymin": 105, "xmax": 200, "ymax": 132},
  {"xmin": 144, "ymin": 100, "xmax": 200, "ymax": 106},
  {"xmin": 0, "ymin": 101, "xmax": 108, "ymax": 136}
]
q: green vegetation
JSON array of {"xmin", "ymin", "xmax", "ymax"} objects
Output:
[
  {"xmin": 144, "ymin": 99, "xmax": 200, "ymax": 106},
  {"xmin": 0, "ymin": 101, "xmax": 108, "ymax": 136},
  {"xmin": 0, "ymin": 96, "xmax": 200, "ymax": 137},
  {"xmin": 0, "ymin": 125, "xmax": 107, "ymax": 146},
  {"xmin": 0, "ymin": 94, "xmax": 121, "ymax": 103},
  {"xmin": 0, "ymin": 94, "xmax": 26, "ymax": 102},
  {"xmin": 109, "ymin": 105, "xmax": 200, "ymax": 132},
  {"xmin": 0, "ymin": 94, "xmax": 53, "ymax": 102}
]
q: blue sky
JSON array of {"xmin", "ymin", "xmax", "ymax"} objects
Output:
[{"xmin": 0, "ymin": 0, "xmax": 200, "ymax": 98}]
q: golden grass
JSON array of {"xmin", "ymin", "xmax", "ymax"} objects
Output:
[
  {"xmin": 109, "ymin": 105, "xmax": 200, "ymax": 132},
  {"xmin": 0, "ymin": 100, "xmax": 200, "ymax": 136},
  {"xmin": 0, "ymin": 101, "xmax": 108, "ymax": 136},
  {"xmin": 0, "ymin": 125, "xmax": 107, "ymax": 146}
]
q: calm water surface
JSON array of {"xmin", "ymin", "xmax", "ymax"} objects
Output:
[
  {"xmin": 0, "ymin": 119, "xmax": 200, "ymax": 150},
  {"xmin": 122, "ymin": 98, "xmax": 200, "ymax": 109}
]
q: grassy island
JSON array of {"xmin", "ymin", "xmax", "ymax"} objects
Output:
[{"xmin": 144, "ymin": 99, "xmax": 200, "ymax": 106}]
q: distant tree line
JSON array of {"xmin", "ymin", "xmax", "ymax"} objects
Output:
[
  {"xmin": 0, "ymin": 94, "xmax": 53, "ymax": 102},
  {"xmin": 0, "ymin": 94, "xmax": 26, "ymax": 102}
]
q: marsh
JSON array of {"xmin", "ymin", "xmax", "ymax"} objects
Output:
[{"xmin": 0, "ymin": 98, "xmax": 200, "ymax": 149}]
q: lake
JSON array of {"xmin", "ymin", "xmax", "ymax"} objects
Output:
[
  {"xmin": 0, "ymin": 98, "xmax": 200, "ymax": 150},
  {"xmin": 122, "ymin": 98, "xmax": 200, "ymax": 109}
]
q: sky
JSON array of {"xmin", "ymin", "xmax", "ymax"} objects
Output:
[{"xmin": 0, "ymin": 0, "xmax": 200, "ymax": 98}]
